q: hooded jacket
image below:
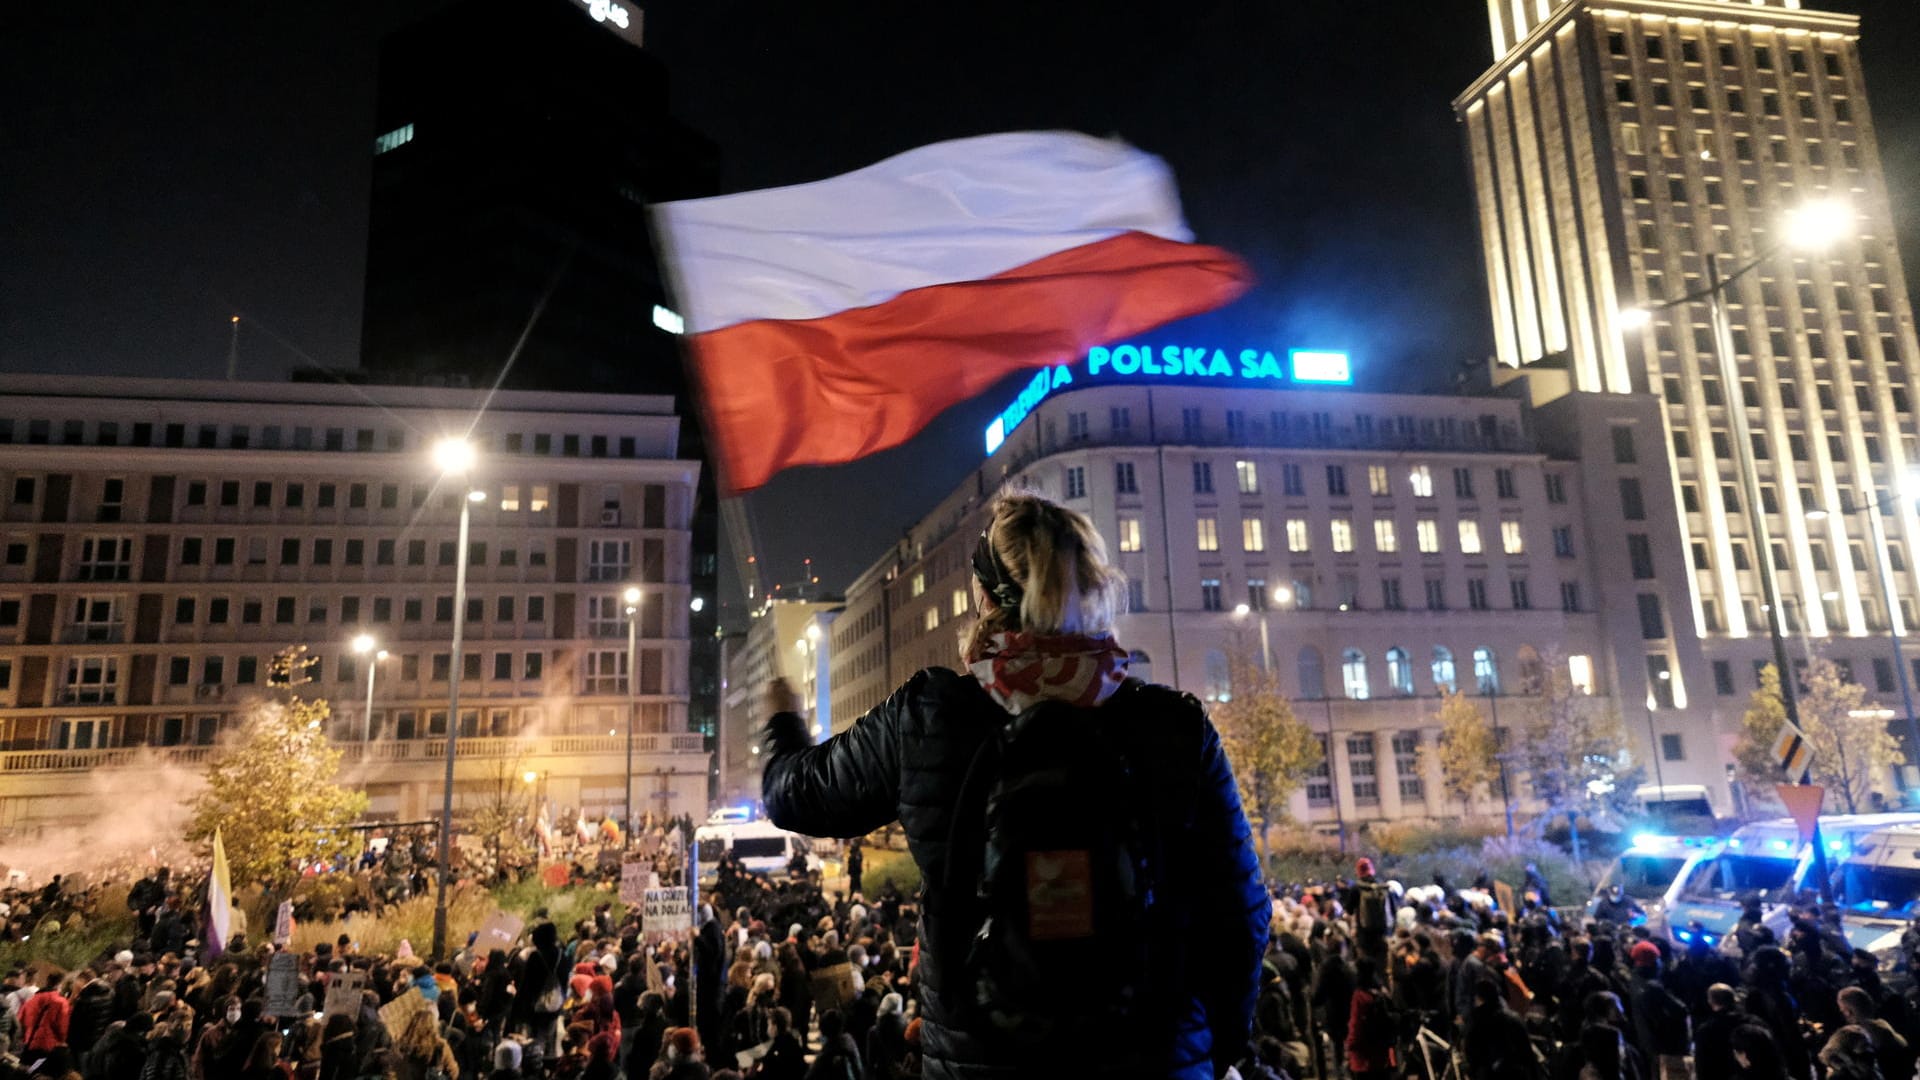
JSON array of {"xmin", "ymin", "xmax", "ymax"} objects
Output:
[{"xmin": 762, "ymin": 669, "xmax": 1269, "ymax": 1080}]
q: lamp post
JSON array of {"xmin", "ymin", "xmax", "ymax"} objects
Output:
[
  {"xmin": 351, "ymin": 635, "xmax": 389, "ymax": 743},
  {"xmin": 624, "ymin": 585, "xmax": 642, "ymax": 839},
  {"xmin": 430, "ymin": 436, "xmax": 479, "ymax": 959},
  {"xmin": 1807, "ymin": 484, "xmax": 1920, "ymax": 797},
  {"xmin": 1622, "ymin": 197, "xmax": 1852, "ymax": 901},
  {"xmin": 1646, "ymin": 670, "xmax": 1671, "ymax": 799}
]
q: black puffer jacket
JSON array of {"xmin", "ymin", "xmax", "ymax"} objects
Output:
[{"xmin": 762, "ymin": 668, "xmax": 1270, "ymax": 1080}]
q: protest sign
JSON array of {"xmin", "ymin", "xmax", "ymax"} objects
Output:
[
  {"xmin": 378, "ymin": 988, "xmax": 431, "ymax": 1038},
  {"xmin": 324, "ymin": 970, "xmax": 367, "ymax": 1019},
  {"xmin": 272, "ymin": 900, "xmax": 294, "ymax": 946},
  {"xmin": 620, "ymin": 861, "xmax": 650, "ymax": 905},
  {"xmin": 476, "ymin": 911, "xmax": 525, "ymax": 953},
  {"xmin": 642, "ymin": 888, "xmax": 693, "ymax": 934},
  {"xmin": 265, "ymin": 952, "xmax": 301, "ymax": 1017}
]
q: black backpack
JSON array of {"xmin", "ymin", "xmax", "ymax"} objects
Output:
[{"xmin": 946, "ymin": 688, "xmax": 1159, "ymax": 1046}]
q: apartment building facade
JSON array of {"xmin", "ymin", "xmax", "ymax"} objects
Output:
[
  {"xmin": 828, "ymin": 366, "xmax": 1725, "ymax": 827},
  {"xmin": 1458, "ymin": 0, "xmax": 1920, "ymax": 773},
  {"xmin": 0, "ymin": 375, "xmax": 708, "ymax": 830}
]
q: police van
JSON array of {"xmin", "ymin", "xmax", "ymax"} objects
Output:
[
  {"xmin": 1587, "ymin": 833, "xmax": 1721, "ymax": 938},
  {"xmin": 1833, "ymin": 822, "xmax": 1920, "ymax": 964},
  {"xmin": 693, "ymin": 816, "xmax": 823, "ymax": 880},
  {"xmin": 1663, "ymin": 813, "xmax": 1920, "ymax": 948}
]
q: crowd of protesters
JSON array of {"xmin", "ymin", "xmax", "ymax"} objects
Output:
[
  {"xmin": 1243, "ymin": 855, "xmax": 1920, "ymax": 1080},
  {"xmin": 0, "ymin": 841, "xmax": 924, "ymax": 1080}
]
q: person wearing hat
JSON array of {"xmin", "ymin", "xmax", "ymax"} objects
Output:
[
  {"xmin": 1628, "ymin": 940, "xmax": 1691, "ymax": 1075},
  {"xmin": 653, "ymin": 1026, "xmax": 707, "ymax": 1080}
]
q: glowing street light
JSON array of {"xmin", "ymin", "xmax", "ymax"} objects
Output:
[
  {"xmin": 350, "ymin": 635, "xmax": 388, "ymax": 743},
  {"xmin": 430, "ymin": 437, "xmax": 479, "ymax": 959}
]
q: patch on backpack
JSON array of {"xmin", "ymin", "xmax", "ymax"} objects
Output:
[{"xmin": 1025, "ymin": 849, "xmax": 1094, "ymax": 940}]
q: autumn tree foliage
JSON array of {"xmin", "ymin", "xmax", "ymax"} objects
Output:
[
  {"xmin": 1428, "ymin": 691, "xmax": 1499, "ymax": 817},
  {"xmin": 1214, "ymin": 654, "xmax": 1323, "ymax": 856}
]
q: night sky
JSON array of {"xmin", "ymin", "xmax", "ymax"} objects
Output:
[{"xmin": 4, "ymin": 1, "xmax": 1918, "ymax": 619}]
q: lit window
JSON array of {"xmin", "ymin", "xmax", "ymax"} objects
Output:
[
  {"xmin": 1286, "ymin": 519, "xmax": 1311, "ymax": 553},
  {"xmin": 1416, "ymin": 519, "xmax": 1440, "ymax": 553},
  {"xmin": 1331, "ymin": 519, "xmax": 1354, "ymax": 553},
  {"xmin": 1568, "ymin": 655, "xmax": 1595, "ymax": 694},
  {"xmin": 373, "ymin": 123, "xmax": 415, "ymax": 155},
  {"xmin": 1341, "ymin": 649, "xmax": 1370, "ymax": 700},
  {"xmin": 952, "ymin": 588, "xmax": 969, "ymax": 617},
  {"xmin": 1501, "ymin": 520, "xmax": 1525, "ymax": 555},
  {"xmin": 1235, "ymin": 460, "xmax": 1259, "ymax": 494},
  {"xmin": 1373, "ymin": 519, "xmax": 1398, "ymax": 553},
  {"xmin": 1118, "ymin": 516, "xmax": 1143, "ymax": 552},
  {"xmin": 1241, "ymin": 518, "xmax": 1265, "ymax": 552},
  {"xmin": 1409, "ymin": 465, "xmax": 1434, "ymax": 498},
  {"xmin": 1458, "ymin": 520, "xmax": 1483, "ymax": 555},
  {"xmin": 499, "ymin": 485, "xmax": 521, "ymax": 512},
  {"xmin": 924, "ymin": 608, "xmax": 940, "ymax": 632},
  {"xmin": 1368, "ymin": 465, "xmax": 1390, "ymax": 496},
  {"xmin": 528, "ymin": 485, "xmax": 550, "ymax": 512},
  {"xmin": 910, "ymin": 572, "xmax": 926, "ymax": 597},
  {"xmin": 1196, "ymin": 518, "xmax": 1220, "ymax": 552}
]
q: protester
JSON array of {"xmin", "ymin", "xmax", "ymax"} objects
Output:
[{"xmin": 761, "ymin": 488, "xmax": 1270, "ymax": 1079}]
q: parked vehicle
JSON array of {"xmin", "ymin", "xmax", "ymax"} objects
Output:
[
  {"xmin": 1586, "ymin": 833, "xmax": 1721, "ymax": 938},
  {"xmin": 1833, "ymin": 822, "xmax": 1920, "ymax": 964},
  {"xmin": 694, "ymin": 817, "xmax": 823, "ymax": 879}
]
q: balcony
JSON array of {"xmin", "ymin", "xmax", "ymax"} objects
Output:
[{"xmin": 0, "ymin": 732, "xmax": 706, "ymax": 775}]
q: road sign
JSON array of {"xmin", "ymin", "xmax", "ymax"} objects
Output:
[
  {"xmin": 1772, "ymin": 722, "xmax": 1813, "ymax": 779},
  {"xmin": 1776, "ymin": 783, "xmax": 1826, "ymax": 844}
]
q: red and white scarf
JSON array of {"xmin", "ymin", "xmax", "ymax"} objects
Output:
[{"xmin": 966, "ymin": 631, "xmax": 1129, "ymax": 714}]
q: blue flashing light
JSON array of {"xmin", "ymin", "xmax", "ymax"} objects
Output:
[
  {"xmin": 1729, "ymin": 838, "xmax": 1744, "ymax": 848},
  {"xmin": 1631, "ymin": 833, "xmax": 1661, "ymax": 851},
  {"xmin": 1769, "ymin": 839, "xmax": 1792, "ymax": 852},
  {"xmin": 1289, "ymin": 348, "xmax": 1353, "ymax": 384},
  {"xmin": 1828, "ymin": 839, "xmax": 1847, "ymax": 852},
  {"xmin": 1675, "ymin": 929, "xmax": 1692, "ymax": 942}
]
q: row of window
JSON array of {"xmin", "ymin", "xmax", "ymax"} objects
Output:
[
  {"xmin": 1205, "ymin": 643, "xmax": 1548, "ymax": 702},
  {"xmin": 0, "ymin": 418, "xmax": 648, "ymax": 460},
  {"xmin": 1622, "ymin": 122, "xmax": 1865, "ymax": 173},
  {"xmin": 1053, "ymin": 405, "xmax": 1526, "ymax": 453},
  {"xmin": 1608, "ymin": 32, "xmax": 1846, "ymax": 82},
  {"xmin": 1174, "ymin": 513, "xmax": 1544, "ymax": 558},
  {"xmin": 9, "ymin": 533, "xmax": 658, "ymax": 584},
  {"xmin": 41, "ymin": 644, "xmax": 676, "ymax": 701},
  {"xmin": 1082, "ymin": 459, "xmax": 1569, "ymax": 503},
  {"xmin": 41, "ymin": 702, "xmax": 675, "ymax": 752},
  {"xmin": 1191, "ymin": 573, "xmax": 1579, "ymax": 614}
]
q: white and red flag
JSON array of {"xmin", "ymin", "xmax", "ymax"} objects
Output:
[{"xmin": 653, "ymin": 131, "xmax": 1251, "ymax": 494}]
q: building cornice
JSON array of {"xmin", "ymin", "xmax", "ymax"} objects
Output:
[{"xmin": 1455, "ymin": 0, "xmax": 1860, "ymax": 111}]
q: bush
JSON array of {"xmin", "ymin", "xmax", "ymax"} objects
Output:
[
  {"xmin": 1366, "ymin": 820, "xmax": 1504, "ymax": 858},
  {"xmin": 1256, "ymin": 829, "xmax": 1592, "ymax": 911},
  {"xmin": 859, "ymin": 849, "xmax": 921, "ymax": 898},
  {"xmin": 0, "ymin": 914, "xmax": 134, "ymax": 978}
]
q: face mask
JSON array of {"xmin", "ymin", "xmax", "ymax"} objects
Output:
[{"xmin": 226, "ymin": 1008, "xmax": 242, "ymax": 1025}]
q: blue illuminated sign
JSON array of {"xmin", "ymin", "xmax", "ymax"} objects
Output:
[{"xmin": 983, "ymin": 345, "xmax": 1352, "ymax": 454}]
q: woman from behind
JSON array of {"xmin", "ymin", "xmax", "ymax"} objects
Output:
[
  {"xmin": 761, "ymin": 489, "xmax": 1269, "ymax": 1080},
  {"xmin": 393, "ymin": 1010, "xmax": 458, "ymax": 1080}
]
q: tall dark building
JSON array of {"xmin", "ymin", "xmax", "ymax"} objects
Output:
[{"xmin": 358, "ymin": 0, "xmax": 724, "ymax": 749}]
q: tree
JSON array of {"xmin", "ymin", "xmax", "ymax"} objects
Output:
[
  {"xmin": 188, "ymin": 647, "xmax": 369, "ymax": 890},
  {"xmin": 1505, "ymin": 656, "xmax": 1637, "ymax": 838},
  {"xmin": 1213, "ymin": 654, "xmax": 1323, "ymax": 857},
  {"xmin": 467, "ymin": 759, "xmax": 538, "ymax": 882},
  {"xmin": 1733, "ymin": 663, "xmax": 1793, "ymax": 801},
  {"xmin": 1428, "ymin": 691, "xmax": 1499, "ymax": 818},
  {"xmin": 1737, "ymin": 660, "xmax": 1902, "ymax": 814}
]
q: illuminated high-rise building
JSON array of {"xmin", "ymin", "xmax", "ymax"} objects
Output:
[{"xmin": 1458, "ymin": 0, "xmax": 1920, "ymax": 773}]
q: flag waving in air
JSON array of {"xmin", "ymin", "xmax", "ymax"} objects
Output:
[
  {"xmin": 653, "ymin": 131, "xmax": 1252, "ymax": 495},
  {"xmin": 206, "ymin": 826, "xmax": 233, "ymax": 959}
]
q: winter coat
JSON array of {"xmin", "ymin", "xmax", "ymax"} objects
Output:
[
  {"xmin": 70, "ymin": 981, "xmax": 117, "ymax": 1056},
  {"xmin": 19, "ymin": 987, "xmax": 71, "ymax": 1051},
  {"xmin": 139, "ymin": 1037, "xmax": 192, "ymax": 1080},
  {"xmin": 762, "ymin": 670, "xmax": 1271, "ymax": 1080},
  {"xmin": 88, "ymin": 1023, "xmax": 152, "ymax": 1080},
  {"xmin": 1346, "ymin": 988, "xmax": 1397, "ymax": 1075}
]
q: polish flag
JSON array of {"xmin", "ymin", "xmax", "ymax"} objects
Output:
[{"xmin": 653, "ymin": 131, "xmax": 1252, "ymax": 494}]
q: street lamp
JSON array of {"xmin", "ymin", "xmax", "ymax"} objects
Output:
[
  {"xmin": 1231, "ymin": 602, "xmax": 1272, "ymax": 673},
  {"xmin": 429, "ymin": 436, "xmax": 478, "ymax": 960},
  {"xmin": 351, "ymin": 635, "xmax": 389, "ymax": 743},
  {"xmin": 1622, "ymin": 199, "xmax": 1852, "ymax": 900},
  {"xmin": 1617, "ymin": 199, "xmax": 1855, "ymax": 736},
  {"xmin": 624, "ymin": 585, "xmax": 642, "ymax": 840},
  {"xmin": 1645, "ymin": 669, "xmax": 1672, "ymax": 801}
]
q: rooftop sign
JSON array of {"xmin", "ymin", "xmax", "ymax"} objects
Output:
[{"xmin": 983, "ymin": 346, "xmax": 1352, "ymax": 454}]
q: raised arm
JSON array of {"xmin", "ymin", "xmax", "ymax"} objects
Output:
[{"xmin": 760, "ymin": 671, "xmax": 919, "ymax": 839}]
